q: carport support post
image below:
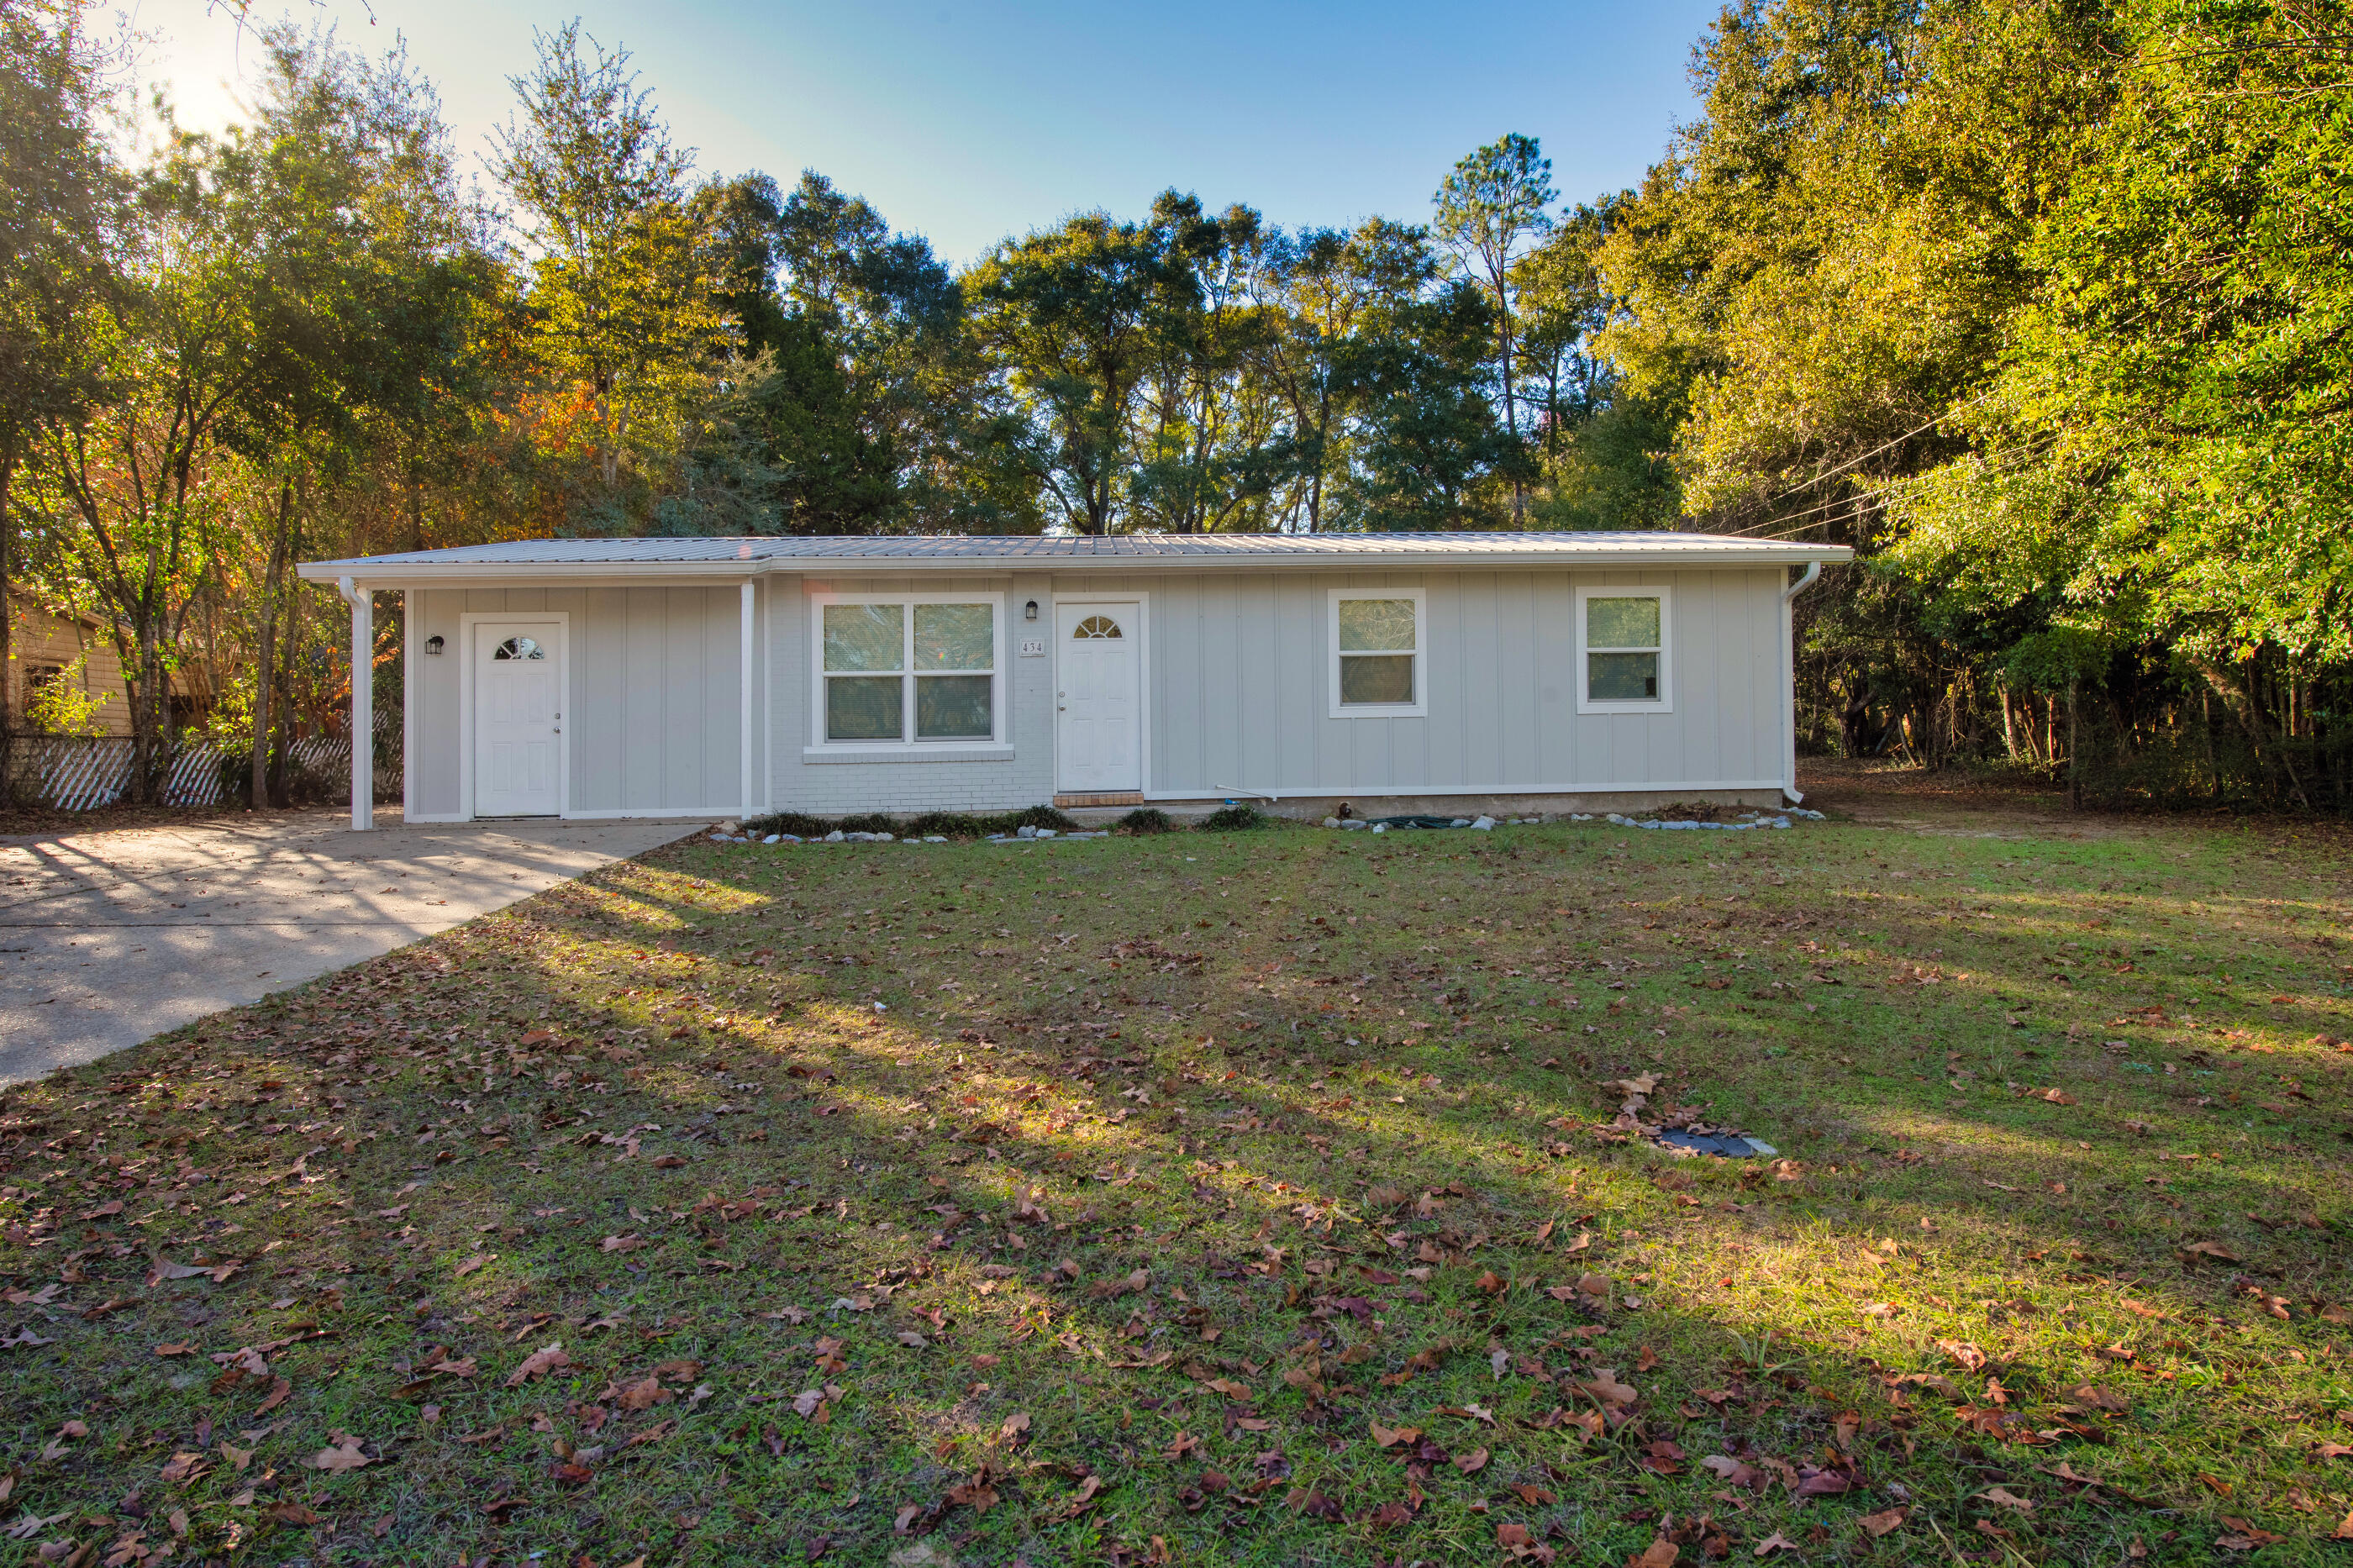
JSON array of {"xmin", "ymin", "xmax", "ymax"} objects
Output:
[
  {"xmin": 739, "ymin": 579, "xmax": 756, "ymax": 823},
  {"xmin": 339, "ymin": 576, "xmax": 372, "ymax": 830}
]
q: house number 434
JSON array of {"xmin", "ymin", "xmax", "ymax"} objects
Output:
[{"xmin": 1018, "ymin": 638, "xmax": 1045, "ymax": 658}]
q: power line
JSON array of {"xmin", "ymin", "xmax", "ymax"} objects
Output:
[
  {"xmin": 1724, "ymin": 438, "xmax": 2055, "ymax": 542},
  {"xmin": 1724, "ymin": 388, "xmax": 2003, "ymax": 532}
]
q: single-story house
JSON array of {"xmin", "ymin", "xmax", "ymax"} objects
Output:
[
  {"xmin": 7, "ymin": 589, "xmax": 222, "ymax": 734},
  {"xmin": 294, "ymin": 532, "xmax": 1851, "ymax": 829}
]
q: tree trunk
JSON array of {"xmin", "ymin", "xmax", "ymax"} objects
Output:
[
  {"xmin": 2192, "ymin": 657, "xmax": 2309, "ymax": 808},
  {"xmin": 2066, "ymin": 681, "xmax": 2082, "ymax": 810},
  {"xmin": 268, "ymin": 491, "xmax": 308, "ymax": 805},
  {"xmin": 2201, "ymin": 687, "xmax": 2221, "ymax": 801},
  {"xmin": 0, "ymin": 449, "xmax": 13, "ymax": 807},
  {"xmin": 251, "ymin": 480, "xmax": 292, "ymax": 810}
]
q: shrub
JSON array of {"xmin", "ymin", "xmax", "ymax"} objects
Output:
[
  {"xmin": 1198, "ymin": 804, "xmax": 1263, "ymax": 831},
  {"xmin": 1006, "ymin": 804, "xmax": 1080, "ymax": 831},
  {"xmin": 742, "ymin": 812, "xmax": 833, "ymax": 838},
  {"xmin": 901, "ymin": 811, "xmax": 992, "ymax": 839},
  {"xmin": 1116, "ymin": 807, "xmax": 1174, "ymax": 834}
]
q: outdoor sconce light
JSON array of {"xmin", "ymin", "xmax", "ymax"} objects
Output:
[
  {"xmin": 424, "ymin": 635, "xmax": 445, "ymax": 655},
  {"xmin": 1024, "ymin": 600, "xmax": 1039, "ymax": 621}
]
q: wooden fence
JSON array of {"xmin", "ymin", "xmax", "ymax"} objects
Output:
[{"xmin": 1, "ymin": 729, "xmax": 402, "ymax": 811}]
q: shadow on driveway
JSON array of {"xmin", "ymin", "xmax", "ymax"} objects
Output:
[{"xmin": 0, "ymin": 809, "xmax": 703, "ymax": 1084}]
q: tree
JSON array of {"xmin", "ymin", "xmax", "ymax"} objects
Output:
[
  {"xmin": 1129, "ymin": 191, "xmax": 1291, "ymax": 533},
  {"xmin": 1252, "ymin": 218, "xmax": 1438, "ymax": 531},
  {"xmin": 964, "ymin": 213, "xmax": 1171, "ymax": 534},
  {"xmin": 0, "ymin": 0, "xmax": 121, "ymax": 735},
  {"xmin": 213, "ymin": 24, "xmax": 494, "ymax": 806},
  {"xmin": 491, "ymin": 23, "xmax": 720, "ymax": 497},
  {"xmin": 1333, "ymin": 276, "xmax": 1511, "ymax": 530},
  {"xmin": 1432, "ymin": 133, "xmax": 1554, "ymax": 519}
]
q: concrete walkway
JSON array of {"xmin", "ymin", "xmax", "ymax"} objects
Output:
[{"xmin": 0, "ymin": 811, "xmax": 701, "ymax": 1086}]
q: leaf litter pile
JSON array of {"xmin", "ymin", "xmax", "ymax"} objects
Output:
[{"xmin": 3, "ymin": 800, "xmax": 2350, "ymax": 1566}]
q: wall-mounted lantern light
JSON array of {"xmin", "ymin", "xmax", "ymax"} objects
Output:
[
  {"xmin": 1024, "ymin": 600, "xmax": 1040, "ymax": 622},
  {"xmin": 424, "ymin": 634, "xmax": 445, "ymax": 656}
]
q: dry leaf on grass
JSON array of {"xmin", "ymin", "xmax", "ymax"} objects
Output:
[
  {"xmin": 506, "ymin": 1343, "xmax": 572, "ymax": 1386},
  {"xmin": 1859, "ymin": 1507, "xmax": 1908, "ymax": 1537},
  {"xmin": 305, "ymin": 1439, "xmax": 370, "ymax": 1472}
]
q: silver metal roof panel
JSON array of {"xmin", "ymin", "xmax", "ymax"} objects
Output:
[{"xmin": 298, "ymin": 531, "xmax": 1853, "ymax": 582}]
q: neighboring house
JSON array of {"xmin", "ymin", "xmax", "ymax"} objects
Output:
[
  {"xmin": 295, "ymin": 532, "xmax": 1851, "ymax": 829},
  {"xmin": 6, "ymin": 590, "xmax": 131, "ymax": 735}
]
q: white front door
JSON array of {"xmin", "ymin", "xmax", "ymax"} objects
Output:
[
  {"xmin": 1055, "ymin": 602, "xmax": 1140, "ymax": 793},
  {"xmin": 474, "ymin": 620, "xmax": 563, "ymax": 817}
]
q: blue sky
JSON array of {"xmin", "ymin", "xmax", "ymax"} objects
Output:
[{"xmin": 131, "ymin": 0, "xmax": 1722, "ymax": 266}]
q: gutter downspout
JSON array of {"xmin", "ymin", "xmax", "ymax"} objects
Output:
[
  {"xmin": 1779, "ymin": 561, "xmax": 1824, "ymax": 805},
  {"xmin": 336, "ymin": 576, "xmax": 372, "ymax": 831}
]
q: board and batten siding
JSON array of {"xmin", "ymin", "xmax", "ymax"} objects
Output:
[
  {"xmin": 406, "ymin": 585, "xmax": 747, "ymax": 821},
  {"xmin": 756, "ymin": 565, "xmax": 1787, "ymax": 813},
  {"xmin": 1064, "ymin": 566, "xmax": 1787, "ymax": 799}
]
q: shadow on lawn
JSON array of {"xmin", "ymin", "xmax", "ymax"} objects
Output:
[{"xmin": 6, "ymin": 834, "xmax": 2345, "ymax": 1568}]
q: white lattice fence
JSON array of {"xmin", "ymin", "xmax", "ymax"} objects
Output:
[{"xmin": 3, "ymin": 729, "xmax": 400, "ymax": 811}]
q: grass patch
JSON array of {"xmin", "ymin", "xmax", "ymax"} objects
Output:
[{"xmin": 3, "ymin": 799, "xmax": 2350, "ymax": 1565}]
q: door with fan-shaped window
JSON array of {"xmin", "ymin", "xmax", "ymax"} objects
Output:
[
  {"xmin": 473, "ymin": 621, "xmax": 564, "ymax": 817},
  {"xmin": 1055, "ymin": 602, "xmax": 1140, "ymax": 793}
]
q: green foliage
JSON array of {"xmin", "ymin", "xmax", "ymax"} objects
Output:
[
  {"xmin": 1115, "ymin": 807, "xmax": 1174, "ymax": 834},
  {"xmin": 2002, "ymin": 627, "xmax": 2109, "ymax": 696},
  {"xmin": 22, "ymin": 657, "xmax": 106, "ymax": 736},
  {"xmin": 1198, "ymin": 803, "xmax": 1265, "ymax": 831},
  {"xmin": 1590, "ymin": 0, "xmax": 2353, "ymax": 807},
  {"xmin": 490, "ymin": 24, "xmax": 722, "ymax": 493},
  {"xmin": 740, "ymin": 804, "xmax": 1080, "ymax": 839}
]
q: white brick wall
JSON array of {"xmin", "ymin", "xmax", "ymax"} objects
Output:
[{"xmin": 764, "ymin": 571, "xmax": 1061, "ymax": 817}]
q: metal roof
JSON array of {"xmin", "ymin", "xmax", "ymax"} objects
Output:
[{"xmin": 298, "ymin": 530, "xmax": 1852, "ymax": 583}]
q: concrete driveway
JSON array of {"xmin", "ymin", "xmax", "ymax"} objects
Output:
[{"xmin": 0, "ymin": 811, "xmax": 702, "ymax": 1086}]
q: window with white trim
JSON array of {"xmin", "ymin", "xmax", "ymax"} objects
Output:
[
  {"xmin": 1576, "ymin": 586, "xmax": 1671, "ymax": 712},
  {"xmin": 817, "ymin": 597, "xmax": 1000, "ymax": 745},
  {"xmin": 1329, "ymin": 589, "xmax": 1426, "ymax": 718}
]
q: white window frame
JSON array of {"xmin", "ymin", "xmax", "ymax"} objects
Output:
[
  {"xmin": 1328, "ymin": 587, "xmax": 1428, "ymax": 719},
  {"xmin": 807, "ymin": 590, "xmax": 1007, "ymax": 754},
  {"xmin": 1575, "ymin": 584, "xmax": 1673, "ymax": 714}
]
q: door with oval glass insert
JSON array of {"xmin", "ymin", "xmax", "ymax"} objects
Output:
[
  {"xmin": 1054, "ymin": 602, "xmax": 1140, "ymax": 793},
  {"xmin": 473, "ymin": 621, "xmax": 563, "ymax": 817}
]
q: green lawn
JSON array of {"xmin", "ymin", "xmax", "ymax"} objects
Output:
[{"xmin": 3, "ymin": 796, "xmax": 2350, "ymax": 1566}]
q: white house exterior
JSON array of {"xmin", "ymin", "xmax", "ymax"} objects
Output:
[{"xmin": 295, "ymin": 532, "xmax": 1851, "ymax": 829}]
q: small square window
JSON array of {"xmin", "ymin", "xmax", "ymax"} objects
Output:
[{"xmin": 1577, "ymin": 587, "xmax": 1671, "ymax": 712}]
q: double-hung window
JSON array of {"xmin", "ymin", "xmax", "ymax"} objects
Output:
[
  {"xmin": 818, "ymin": 596, "xmax": 1000, "ymax": 745},
  {"xmin": 1576, "ymin": 585, "xmax": 1671, "ymax": 713},
  {"xmin": 1329, "ymin": 589, "xmax": 1426, "ymax": 718}
]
